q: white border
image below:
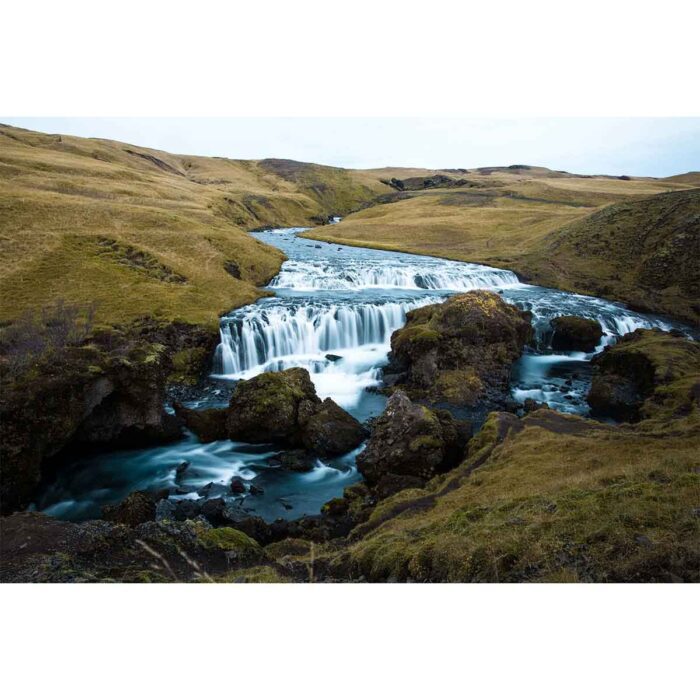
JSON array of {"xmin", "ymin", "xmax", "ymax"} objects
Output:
[{"xmin": 2, "ymin": 0, "xmax": 699, "ymax": 116}]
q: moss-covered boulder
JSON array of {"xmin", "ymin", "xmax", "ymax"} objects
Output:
[
  {"xmin": 356, "ymin": 391, "xmax": 471, "ymax": 491},
  {"xmin": 587, "ymin": 329, "xmax": 700, "ymax": 423},
  {"xmin": 226, "ymin": 368, "xmax": 318, "ymax": 443},
  {"xmin": 225, "ymin": 368, "xmax": 366, "ymax": 455},
  {"xmin": 386, "ymin": 290, "xmax": 532, "ymax": 416},
  {"xmin": 550, "ymin": 315, "xmax": 603, "ymax": 352}
]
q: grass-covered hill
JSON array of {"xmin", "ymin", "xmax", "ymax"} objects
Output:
[
  {"xmin": 0, "ymin": 124, "xmax": 392, "ymax": 328},
  {"xmin": 303, "ymin": 171, "xmax": 698, "ymax": 325},
  {"xmin": 521, "ymin": 189, "xmax": 700, "ymax": 325}
]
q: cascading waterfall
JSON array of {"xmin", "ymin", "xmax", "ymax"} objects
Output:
[
  {"xmin": 502, "ymin": 287, "xmax": 675, "ymax": 354},
  {"xmin": 269, "ymin": 259, "xmax": 521, "ymax": 291},
  {"xmin": 214, "ymin": 299, "xmax": 435, "ymax": 377}
]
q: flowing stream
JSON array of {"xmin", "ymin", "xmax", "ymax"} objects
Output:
[{"xmin": 36, "ymin": 227, "xmax": 686, "ymax": 522}]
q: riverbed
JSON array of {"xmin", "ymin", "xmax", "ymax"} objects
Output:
[{"xmin": 36, "ymin": 227, "xmax": 685, "ymax": 522}]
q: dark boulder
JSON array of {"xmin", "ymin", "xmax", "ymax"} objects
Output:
[
  {"xmin": 225, "ymin": 368, "xmax": 365, "ymax": 455},
  {"xmin": 356, "ymin": 391, "xmax": 471, "ymax": 488},
  {"xmin": 230, "ymin": 477, "xmax": 247, "ymax": 493},
  {"xmin": 268, "ymin": 449, "xmax": 316, "ymax": 473},
  {"xmin": 173, "ymin": 402, "xmax": 227, "ymax": 442},
  {"xmin": 550, "ymin": 316, "xmax": 603, "ymax": 352},
  {"xmin": 300, "ymin": 398, "xmax": 368, "ymax": 457}
]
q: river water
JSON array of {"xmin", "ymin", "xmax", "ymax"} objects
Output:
[{"xmin": 36, "ymin": 227, "xmax": 684, "ymax": 522}]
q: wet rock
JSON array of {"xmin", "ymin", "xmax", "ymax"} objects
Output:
[
  {"xmin": 200, "ymin": 497, "xmax": 228, "ymax": 525},
  {"xmin": 173, "ymin": 402, "xmax": 227, "ymax": 442},
  {"xmin": 356, "ymin": 391, "xmax": 471, "ymax": 488},
  {"xmin": 102, "ymin": 491, "xmax": 157, "ymax": 526},
  {"xmin": 249, "ymin": 484, "xmax": 264, "ymax": 496},
  {"xmin": 172, "ymin": 499, "xmax": 202, "ymax": 521},
  {"xmin": 197, "ymin": 482, "xmax": 229, "ymax": 499},
  {"xmin": 325, "ymin": 354, "xmax": 342, "ymax": 362},
  {"xmin": 550, "ymin": 316, "xmax": 603, "ymax": 352},
  {"xmin": 300, "ymin": 398, "xmax": 368, "ymax": 457},
  {"xmin": 230, "ymin": 477, "xmax": 247, "ymax": 494},
  {"xmin": 268, "ymin": 449, "xmax": 316, "ymax": 473},
  {"xmin": 385, "ymin": 290, "xmax": 532, "ymax": 416}
]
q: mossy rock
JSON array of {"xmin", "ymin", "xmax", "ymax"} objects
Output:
[{"xmin": 196, "ymin": 526, "xmax": 264, "ymax": 564}]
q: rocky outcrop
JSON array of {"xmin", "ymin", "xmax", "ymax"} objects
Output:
[
  {"xmin": 0, "ymin": 335, "xmax": 183, "ymax": 515},
  {"xmin": 550, "ymin": 316, "xmax": 603, "ymax": 352},
  {"xmin": 385, "ymin": 290, "xmax": 532, "ymax": 418},
  {"xmin": 102, "ymin": 491, "xmax": 158, "ymax": 526},
  {"xmin": 587, "ymin": 328, "xmax": 700, "ymax": 423},
  {"xmin": 356, "ymin": 391, "xmax": 471, "ymax": 494},
  {"xmin": 224, "ymin": 368, "xmax": 367, "ymax": 455},
  {"xmin": 299, "ymin": 397, "xmax": 368, "ymax": 457}
]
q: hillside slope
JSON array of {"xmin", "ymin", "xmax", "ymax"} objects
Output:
[
  {"xmin": 521, "ymin": 189, "xmax": 700, "ymax": 324},
  {"xmin": 0, "ymin": 125, "xmax": 390, "ymax": 327}
]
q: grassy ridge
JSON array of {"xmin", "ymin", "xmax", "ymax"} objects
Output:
[{"xmin": 0, "ymin": 125, "xmax": 392, "ymax": 327}]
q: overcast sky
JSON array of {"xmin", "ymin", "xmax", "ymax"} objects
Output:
[{"xmin": 3, "ymin": 117, "xmax": 698, "ymax": 177}]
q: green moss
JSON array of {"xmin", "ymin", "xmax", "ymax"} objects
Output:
[
  {"xmin": 409, "ymin": 435, "xmax": 443, "ymax": 452},
  {"xmin": 169, "ymin": 347, "xmax": 209, "ymax": 384},
  {"xmin": 197, "ymin": 526, "xmax": 262, "ymax": 555}
]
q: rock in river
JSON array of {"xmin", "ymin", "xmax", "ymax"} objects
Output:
[
  {"xmin": 550, "ymin": 315, "xmax": 603, "ymax": 352},
  {"xmin": 356, "ymin": 390, "xmax": 471, "ymax": 492}
]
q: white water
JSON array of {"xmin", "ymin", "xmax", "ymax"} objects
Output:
[{"xmin": 270, "ymin": 258, "xmax": 520, "ymax": 291}]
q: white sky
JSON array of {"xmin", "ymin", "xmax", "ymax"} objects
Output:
[{"xmin": 2, "ymin": 117, "xmax": 698, "ymax": 177}]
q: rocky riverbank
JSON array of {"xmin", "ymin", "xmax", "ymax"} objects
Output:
[{"xmin": 2, "ymin": 309, "xmax": 698, "ymax": 581}]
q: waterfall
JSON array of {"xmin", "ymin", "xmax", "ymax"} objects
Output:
[
  {"xmin": 214, "ymin": 299, "xmax": 436, "ymax": 377},
  {"xmin": 269, "ymin": 259, "xmax": 520, "ymax": 291}
]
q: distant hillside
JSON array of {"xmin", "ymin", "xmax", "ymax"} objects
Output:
[
  {"xmin": 522, "ymin": 188, "xmax": 700, "ymax": 325},
  {"xmin": 664, "ymin": 171, "xmax": 700, "ymax": 186}
]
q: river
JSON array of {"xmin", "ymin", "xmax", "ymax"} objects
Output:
[{"xmin": 35, "ymin": 227, "xmax": 685, "ymax": 522}]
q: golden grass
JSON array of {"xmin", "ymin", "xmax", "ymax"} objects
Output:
[
  {"xmin": 332, "ymin": 411, "xmax": 700, "ymax": 582},
  {"xmin": 0, "ymin": 124, "xmax": 391, "ymax": 327}
]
